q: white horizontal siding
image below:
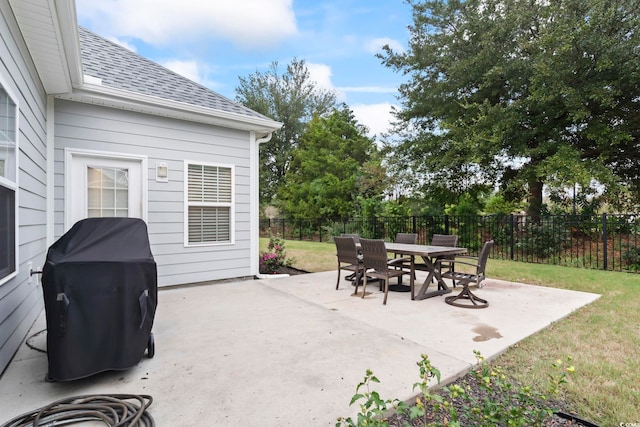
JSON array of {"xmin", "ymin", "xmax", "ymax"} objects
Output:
[
  {"xmin": 0, "ymin": 2, "xmax": 48, "ymax": 375},
  {"xmin": 53, "ymin": 100, "xmax": 254, "ymax": 287}
]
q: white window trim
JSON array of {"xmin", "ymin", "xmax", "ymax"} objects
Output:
[
  {"xmin": 183, "ymin": 160, "xmax": 235, "ymax": 247},
  {"xmin": 0, "ymin": 75, "xmax": 18, "ymax": 287},
  {"xmin": 64, "ymin": 148, "xmax": 148, "ymax": 231}
]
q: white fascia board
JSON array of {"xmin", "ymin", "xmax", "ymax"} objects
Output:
[
  {"xmin": 59, "ymin": 83, "xmax": 283, "ymax": 135},
  {"xmin": 53, "ymin": 0, "xmax": 84, "ymax": 86}
]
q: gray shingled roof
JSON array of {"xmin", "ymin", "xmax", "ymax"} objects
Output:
[{"xmin": 78, "ymin": 26, "xmax": 271, "ymax": 122}]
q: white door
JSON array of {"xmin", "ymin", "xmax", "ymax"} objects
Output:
[{"xmin": 66, "ymin": 150, "xmax": 147, "ymax": 229}]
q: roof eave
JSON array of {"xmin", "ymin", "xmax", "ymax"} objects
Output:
[
  {"xmin": 55, "ymin": 0, "xmax": 84, "ymax": 87},
  {"xmin": 58, "ymin": 83, "xmax": 283, "ymax": 134},
  {"xmin": 8, "ymin": 0, "xmax": 81, "ymax": 94}
]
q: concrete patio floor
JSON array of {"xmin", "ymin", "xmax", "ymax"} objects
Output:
[{"xmin": 0, "ymin": 271, "xmax": 599, "ymax": 426}]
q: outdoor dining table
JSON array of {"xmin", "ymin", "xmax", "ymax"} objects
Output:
[{"xmin": 384, "ymin": 242, "xmax": 468, "ymax": 300}]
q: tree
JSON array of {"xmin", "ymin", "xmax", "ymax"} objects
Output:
[
  {"xmin": 380, "ymin": 0, "xmax": 640, "ymax": 218},
  {"xmin": 279, "ymin": 105, "xmax": 384, "ymax": 220},
  {"xmin": 235, "ymin": 58, "xmax": 337, "ymax": 205}
]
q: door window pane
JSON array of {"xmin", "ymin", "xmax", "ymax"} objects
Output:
[{"xmin": 87, "ymin": 167, "xmax": 129, "ymax": 217}]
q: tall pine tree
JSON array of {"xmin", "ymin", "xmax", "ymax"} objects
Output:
[{"xmin": 279, "ymin": 105, "xmax": 384, "ymax": 220}]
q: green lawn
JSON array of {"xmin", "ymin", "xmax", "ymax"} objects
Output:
[{"xmin": 260, "ymin": 238, "xmax": 640, "ymax": 425}]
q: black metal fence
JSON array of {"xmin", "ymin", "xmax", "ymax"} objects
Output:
[{"xmin": 259, "ymin": 214, "xmax": 640, "ymax": 273}]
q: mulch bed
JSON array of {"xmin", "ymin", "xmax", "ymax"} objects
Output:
[
  {"xmin": 384, "ymin": 373, "xmax": 597, "ymax": 426},
  {"xmin": 273, "ymin": 266, "xmax": 309, "ymax": 275},
  {"xmin": 259, "ymin": 266, "xmax": 309, "ymax": 275}
]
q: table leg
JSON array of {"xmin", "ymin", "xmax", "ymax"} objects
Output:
[
  {"xmin": 410, "ymin": 255, "xmax": 415, "ymax": 300},
  {"xmin": 413, "ymin": 255, "xmax": 452, "ymax": 300}
]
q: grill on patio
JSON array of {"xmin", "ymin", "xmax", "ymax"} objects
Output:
[{"xmin": 41, "ymin": 217, "xmax": 157, "ymax": 381}]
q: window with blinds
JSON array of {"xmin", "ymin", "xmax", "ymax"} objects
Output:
[{"xmin": 186, "ymin": 163, "xmax": 233, "ymax": 245}]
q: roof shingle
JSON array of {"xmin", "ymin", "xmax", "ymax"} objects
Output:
[{"xmin": 78, "ymin": 26, "xmax": 271, "ymax": 122}]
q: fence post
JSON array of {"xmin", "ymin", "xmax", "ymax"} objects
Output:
[
  {"xmin": 412, "ymin": 216, "xmax": 417, "ymax": 234},
  {"xmin": 602, "ymin": 213, "xmax": 608, "ymax": 270},
  {"xmin": 444, "ymin": 215, "xmax": 450, "ymax": 235},
  {"xmin": 509, "ymin": 214, "xmax": 515, "ymax": 260},
  {"xmin": 281, "ymin": 218, "xmax": 285, "ymax": 239}
]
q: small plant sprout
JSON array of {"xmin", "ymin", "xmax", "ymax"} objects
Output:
[{"xmin": 336, "ymin": 369, "xmax": 403, "ymax": 427}]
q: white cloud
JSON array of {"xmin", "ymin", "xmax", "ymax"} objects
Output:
[
  {"xmin": 351, "ymin": 103, "xmax": 396, "ymax": 139},
  {"xmin": 306, "ymin": 62, "xmax": 346, "ymax": 101},
  {"xmin": 161, "ymin": 59, "xmax": 223, "ymax": 91},
  {"xmin": 306, "ymin": 63, "xmax": 334, "ymax": 90},
  {"xmin": 302, "ymin": 64, "xmax": 397, "ymax": 137},
  {"xmin": 365, "ymin": 37, "xmax": 404, "ymax": 54},
  {"xmin": 76, "ymin": 0, "xmax": 297, "ymax": 48},
  {"xmin": 162, "ymin": 60, "xmax": 202, "ymax": 84},
  {"xmin": 339, "ymin": 86, "xmax": 397, "ymax": 94},
  {"xmin": 305, "ymin": 64, "xmax": 400, "ymax": 104},
  {"xmin": 108, "ymin": 37, "xmax": 137, "ymax": 53}
]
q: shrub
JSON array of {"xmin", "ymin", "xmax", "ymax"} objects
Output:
[
  {"xmin": 259, "ymin": 237, "xmax": 294, "ymax": 274},
  {"xmin": 515, "ymin": 222, "xmax": 569, "ymax": 258},
  {"xmin": 622, "ymin": 245, "xmax": 640, "ymax": 271}
]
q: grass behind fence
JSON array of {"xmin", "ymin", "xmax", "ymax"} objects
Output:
[
  {"xmin": 259, "ymin": 238, "xmax": 640, "ymax": 426},
  {"xmin": 261, "ymin": 214, "xmax": 640, "ymax": 273}
]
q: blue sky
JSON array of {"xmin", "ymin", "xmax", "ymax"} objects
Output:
[{"xmin": 75, "ymin": 0, "xmax": 413, "ymax": 139}]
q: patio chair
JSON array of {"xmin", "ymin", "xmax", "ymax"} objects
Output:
[
  {"xmin": 388, "ymin": 233, "xmax": 418, "ymax": 285},
  {"xmin": 430, "ymin": 234, "xmax": 458, "ymax": 247},
  {"xmin": 334, "ymin": 236, "xmax": 364, "ymax": 292},
  {"xmin": 430, "ymin": 234, "xmax": 459, "ymax": 285},
  {"xmin": 340, "ymin": 233, "xmax": 361, "ymax": 244},
  {"xmin": 359, "ymin": 238, "xmax": 408, "ymax": 305},
  {"xmin": 440, "ymin": 240, "xmax": 494, "ymax": 309},
  {"xmin": 340, "ymin": 234, "xmax": 362, "ymax": 282},
  {"xmin": 394, "ymin": 233, "xmax": 418, "ymax": 245}
]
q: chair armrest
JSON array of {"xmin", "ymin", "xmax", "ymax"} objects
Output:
[
  {"xmin": 387, "ymin": 257, "xmax": 411, "ymax": 265},
  {"xmin": 451, "ymin": 255, "xmax": 478, "ymax": 261},
  {"xmin": 436, "ymin": 258, "xmax": 479, "ymax": 269}
]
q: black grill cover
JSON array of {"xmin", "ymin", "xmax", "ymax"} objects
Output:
[{"xmin": 41, "ymin": 217, "xmax": 157, "ymax": 381}]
